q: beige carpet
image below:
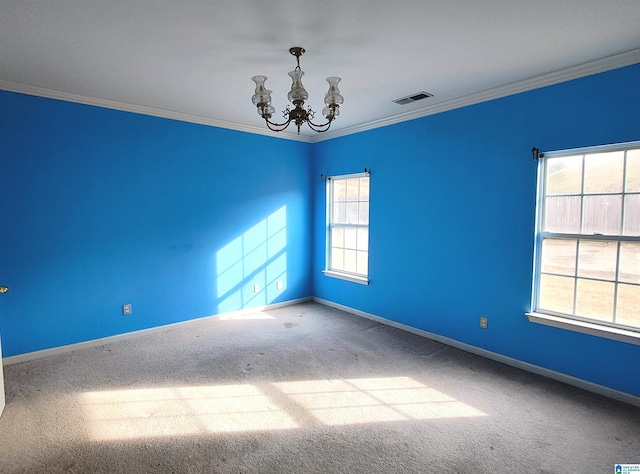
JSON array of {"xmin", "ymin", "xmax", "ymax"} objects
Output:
[{"xmin": 0, "ymin": 301, "xmax": 639, "ymax": 473}]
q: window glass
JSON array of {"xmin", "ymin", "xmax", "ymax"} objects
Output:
[
  {"xmin": 331, "ymin": 248, "xmax": 344, "ymax": 271},
  {"xmin": 577, "ymin": 240, "xmax": 617, "ymax": 280},
  {"xmin": 616, "ymin": 284, "xmax": 640, "ymax": 327},
  {"xmin": 344, "ymin": 228, "xmax": 357, "ymax": 250},
  {"xmin": 346, "ymin": 178, "xmax": 359, "ymax": 201},
  {"xmin": 546, "ymin": 155, "xmax": 582, "ymax": 195},
  {"xmin": 539, "ymin": 274, "xmax": 574, "ymax": 314},
  {"xmin": 619, "ymin": 242, "xmax": 640, "ymax": 284},
  {"xmin": 582, "ymin": 195, "xmax": 622, "ymax": 235},
  {"xmin": 333, "ymin": 203, "xmax": 346, "ymax": 224},
  {"xmin": 541, "ymin": 239, "xmax": 576, "ymax": 275},
  {"xmin": 575, "ymin": 279, "xmax": 614, "ymax": 322},
  {"xmin": 357, "ymin": 251, "xmax": 368, "ymax": 275},
  {"xmin": 357, "ymin": 228, "xmax": 369, "ymax": 252},
  {"xmin": 544, "ymin": 196, "xmax": 581, "ymax": 233},
  {"xmin": 583, "ymin": 151, "xmax": 624, "ymax": 194},
  {"xmin": 332, "ymin": 228, "xmax": 344, "ymax": 248},
  {"xmin": 625, "ymin": 149, "xmax": 640, "ymax": 192},
  {"xmin": 623, "ymin": 194, "xmax": 640, "ymax": 236}
]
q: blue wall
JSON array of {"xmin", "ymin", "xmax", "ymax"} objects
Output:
[
  {"xmin": 312, "ymin": 64, "xmax": 640, "ymax": 396},
  {"xmin": 0, "ymin": 92, "xmax": 312, "ymax": 356},
  {"xmin": 2, "ymin": 64, "xmax": 639, "ymax": 398}
]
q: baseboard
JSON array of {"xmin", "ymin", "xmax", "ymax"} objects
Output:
[
  {"xmin": 312, "ymin": 297, "xmax": 640, "ymax": 408},
  {"xmin": 3, "ymin": 297, "xmax": 312, "ymax": 366}
]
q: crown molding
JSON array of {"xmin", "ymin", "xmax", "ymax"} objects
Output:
[
  {"xmin": 310, "ymin": 48, "xmax": 640, "ymax": 143},
  {"xmin": 2, "ymin": 48, "xmax": 639, "ymax": 145},
  {"xmin": 0, "ymin": 79, "xmax": 312, "ymax": 143}
]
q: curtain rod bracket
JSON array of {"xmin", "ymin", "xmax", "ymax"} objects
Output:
[{"xmin": 532, "ymin": 147, "xmax": 544, "ymax": 161}]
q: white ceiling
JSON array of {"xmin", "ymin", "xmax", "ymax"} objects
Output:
[{"xmin": 2, "ymin": 1, "xmax": 640, "ymax": 142}]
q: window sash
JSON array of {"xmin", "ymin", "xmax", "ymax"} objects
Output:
[
  {"xmin": 326, "ymin": 173, "xmax": 370, "ymax": 279},
  {"xmin": 533, "ymin": 141, "xmax": 640, "ymax": 332}
]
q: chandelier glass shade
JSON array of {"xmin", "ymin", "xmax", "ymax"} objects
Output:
[{"xmin": 251, "ymin": 47, "xmax": 343, "ymax": 134}]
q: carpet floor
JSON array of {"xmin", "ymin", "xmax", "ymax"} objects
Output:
[{"xmin": 0, "ymin": 301, "xmax": 638, "ymax": 473}]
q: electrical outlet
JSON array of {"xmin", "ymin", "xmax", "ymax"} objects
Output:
[
  {"xmin": 123, "ymin": 304, "xmax": 132, "ymax": 315},
  {"xmin": 253, "ymin": 284, "xmax": 260, "ymax": 293},
  {"xmin": 480, "ymin": 316, "xmax": 488, "ymax": 329},
  {"xmin": 276, "ymin": 281, "xmax": 283, "ymax": 290}
]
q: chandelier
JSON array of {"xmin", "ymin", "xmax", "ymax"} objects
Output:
[{"xmin": 251, "ymin": 47, "xmax": 343, "ymax": 134}]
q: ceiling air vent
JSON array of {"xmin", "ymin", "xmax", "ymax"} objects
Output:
[{"xmin": 393, "ymin": 92, "xmax": 433, "ymax": 105}]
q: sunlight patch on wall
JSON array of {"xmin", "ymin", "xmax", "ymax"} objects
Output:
[
  {"xmin": 82, "ymin": 385, "xmax": 298, "ymax": 441},
  {"xmin": 272, "ymin": 376, "xmax": 487, "ymax": 426},
  {"xmin": 216, "ymin": 206, "xmax": 287, "ymax": 313},
  {"xmin": 81, "ymin": 376, "xmax": 486, "ymax": 441}
]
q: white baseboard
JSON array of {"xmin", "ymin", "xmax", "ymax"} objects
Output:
[
  {"xmin": 6, "ymin": 295, "xmax": 639, "ymax": 408},
  {"xmin": 312, "ymin": 297, "xmax": 640, "ymax": 408},
  {"xmin": 3, "ymin": 297, "xmax": 312, "ymax": 366}
]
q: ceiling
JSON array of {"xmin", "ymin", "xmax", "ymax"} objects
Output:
[{"xmin": 2, "ymin": 1, "xmax": 640, "ymax": 142}]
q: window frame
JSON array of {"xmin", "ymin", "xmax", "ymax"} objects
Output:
[
  {"xmin": 528, "ymin": 140, "xmax": 640, "ymax": 345},
  {"xmin": 322, "ymin": 171, "xmax": 370, "ymax": 285}
]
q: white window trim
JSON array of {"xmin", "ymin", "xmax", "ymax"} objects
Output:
[
  {"xmin": 322, "ymin": 269, "xmax": 369, "ymax": 285},
  {"xmin": 324, "ymin": 171, "xmax": 370, "ymax": 285},
  {"xmin": 526, "ymin": 311, "xmax": 640, "ymax": 345},
  {"xmin": 529, "ymin": 140, "xmax": 640, "ymax": 343}
]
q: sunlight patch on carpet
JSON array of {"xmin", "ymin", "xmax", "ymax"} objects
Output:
[
  {"xmin": 82, "ymin": 385, "xmax": 298, "ymax": 441},
  {"xmin": 81, "ymin": 376, "xmax": 486, "ymax": 441},
  {"xmin": 272, "ymin": 376, "xmax": 487, "ymax": 425}
]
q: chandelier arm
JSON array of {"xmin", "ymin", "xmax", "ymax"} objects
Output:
[
  {"xmin": 264, "ymin": 116, "xmax": 292, "ymax": 132},
  {"xmin": 306, "ymin": 116, "xmax": 335, "ymax": 133}
]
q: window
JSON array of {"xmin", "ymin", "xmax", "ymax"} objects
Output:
[
  {"xmin": 323, "ymin": 172, "xmax": 370, "ymax": 284},
  {"xmin": 530, "ymin": 142, "xmax": 640, "ymax": 340}
]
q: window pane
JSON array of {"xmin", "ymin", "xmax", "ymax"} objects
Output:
[
  {"xmin": 546, "ymin": 155, "xmax": 582, "ymax": 195},
  {"xmin": 334, "ymin": 180, "xmax": 347, "ymax": 202},
  {"xmin": 358, "ymin": 202, "xmax": 370, "ymax": 225},
  {"xmin": 539, "ymin": 274, "xmax": 574, "ymax": 314},
  {"xmin": 359, "ymin": 177, "xmax": 370, "ymax": 201},
  {"xmin": 345, "ymin": 202, "xmax": 358, "ymax": 224},
  {"xmin": 346, "ymin": 178, "xmax": 359, "ymax": 201},
  {"xmin": 583, "ymin": 151, "xmax": 624, "ymax": 194},
  {"xmin": 575, "ymin": 279, "xmax": 614, "ymax": 322},
  {"xmin": 344, "ymin": 228, "xmax": 357, "ymax": 250},
  {"xmin": 357, "ymin": 251, "xmax": 368, "ymax": 275},
  {"xmin": 577, "ymin": 240, "xmax": 617, "ymax": 280},
  {"xmin": 541, "ymin": 238, "xmax": 576, "ymax": 276},
  {"xmin": 331, "ymin": 227, "xmax": 344, "ymax": 248},
  {"xmin": 544, "ymin": 196, "xmax": 581, "ymax": 233},
  {"xmin": 331, "ymin": 248, "xmax": 344, "ymax": 271},
  {"xmin": 619, "ymin": 242, "xmax": 640, "ymax": 284},
  {"xmin": 625, "ymin": 149, "xmax": 640, "ymax": 192},
  {"xmin": 333, "ymin": 203, "xmax": 346, "ymax": 224},
  {"xmin": 616, "ymin": 283, "xmax": 640, "ymax": 328},
  {"xmin": 357, "ymin": 228, "xmax": 369, "ymax": 252},
  {"xmin": 344, "ymin": 249, "xmax": 357, "ymax": 273},
  {"xmin": 582, "ymin": 195, "xmax": 622, "ymax": 235},
  {"xmin": 623, "ymin": 194, "xmax": 640, "ymax": 236}
]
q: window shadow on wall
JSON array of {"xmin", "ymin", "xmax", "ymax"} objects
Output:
[{"xmin": 215, "ymin": 206, "xmax": 287, "ymax": 313}]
